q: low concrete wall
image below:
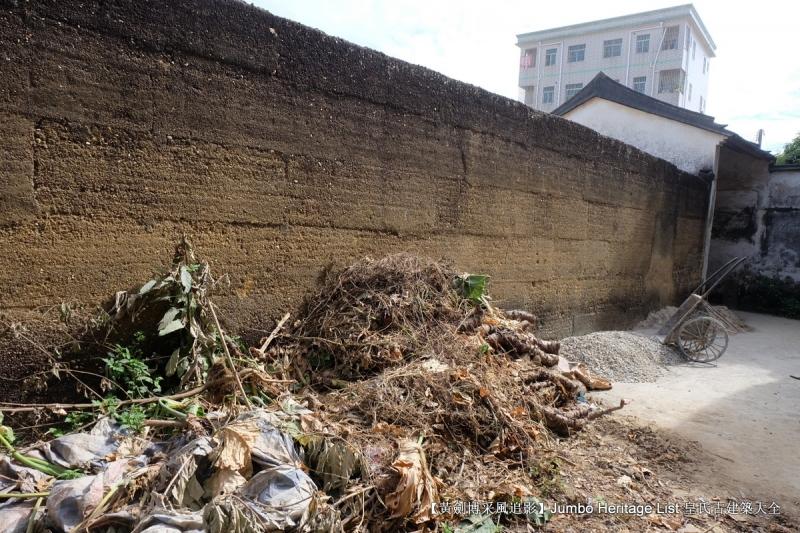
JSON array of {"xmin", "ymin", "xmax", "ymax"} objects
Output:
[{"xmin": 0, "ymin": 0, "xmax": 707, "ymax": 340}]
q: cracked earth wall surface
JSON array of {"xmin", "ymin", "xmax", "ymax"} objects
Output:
[{"xmin": 0, "ymin": 0, "xmax": 707, "ymax": 340}]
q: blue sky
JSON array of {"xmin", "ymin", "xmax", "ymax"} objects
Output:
[{"xmin": 253, "ymin": 0, "xmax": 799, "ymax": 154}]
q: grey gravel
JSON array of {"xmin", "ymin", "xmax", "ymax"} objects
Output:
[{"xmin": 559, "ymin": 331, "xmax": 682, "ymax": 383}]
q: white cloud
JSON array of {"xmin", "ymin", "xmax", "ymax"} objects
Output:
[{"xmin": 253, "ymin": 0, "xmax": 799, "ymax": 153}]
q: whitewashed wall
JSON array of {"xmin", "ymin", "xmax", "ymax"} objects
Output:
[{"xmin": 562, "ymin": 98, "xmax": 724, "ymax": 174}]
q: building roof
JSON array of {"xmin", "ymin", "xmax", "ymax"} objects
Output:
[
  {"xmin": 517, "ymin": 4, "xmax": 716, "ymax": 57},
  {"xmin": 723, "ymin": 134, "xmax": 775, "ymax": 161},
  {"xmin": 553, "ymin": 72, "xmax": 729, "ymax": 134},
  {"xmin": 553, "ymin": 73, "xmax": 773, "ymax": 161}
]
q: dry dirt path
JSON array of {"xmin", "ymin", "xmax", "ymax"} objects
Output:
[{"xmin": 595, "ymin": 311, "xmax": 800, "ymax": 515}]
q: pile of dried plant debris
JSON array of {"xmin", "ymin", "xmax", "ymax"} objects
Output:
[{"xmin": 1, "ymin": 244, "xmax": 790, "ymax": 532}]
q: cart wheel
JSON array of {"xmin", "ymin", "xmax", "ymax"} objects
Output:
[{"xmin": 677, "ymin": 316, "xmax": 728, "ymax": 363}]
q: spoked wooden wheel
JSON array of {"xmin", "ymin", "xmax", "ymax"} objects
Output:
[{"xmin": 677, "ymin": 316, "xmax": 728, "ymax": 363}]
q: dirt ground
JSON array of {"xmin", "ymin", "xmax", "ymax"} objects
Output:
[
  {"xmin": 542, "ymin": 416, "xmax": 796, "ymax": 532},
  {"xmin": 596, "ymin": 311, "xmax": 800, "ymax": 517}
]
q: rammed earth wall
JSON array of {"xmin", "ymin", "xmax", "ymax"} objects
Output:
[{"xmin": 0, "ymin": 0, "xmax": 707, "ymax": 339}]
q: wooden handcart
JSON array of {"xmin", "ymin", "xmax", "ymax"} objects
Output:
[{"xmin": 658, "ymin": 257, "xmax": 746, "ymax": 363}]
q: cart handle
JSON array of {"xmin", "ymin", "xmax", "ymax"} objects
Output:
[
  {"xmin": 691, "ymin": 257, "xmax": 738, "ymax": 295},
  {"xmin": 697, "ymin": 257, "xmax": 746, "ymax": 298}
]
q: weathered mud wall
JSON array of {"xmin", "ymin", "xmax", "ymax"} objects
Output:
[
  {"xmin": 710, "ymin": 145, "xmax": 772, "ymax": 268},
  {"xmin": 711, "ymin": 158, "xmax": 800, "ymax": 317},
  {"xmin": 712, "ymin": 159, "xmax": 800, "ymax": 282},
  {"xmin": 764, "ymin": 166, "xmax": 800, "ymax": 280},
  {"xmin": 0, "ymin": 0, "xmax": 707, "ymax": 339}
]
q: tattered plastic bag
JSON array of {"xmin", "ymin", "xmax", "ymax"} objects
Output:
[
  {"xmin": 219, "ymin": 410, "xmax": 301, "ymax": 469},
  {"xmin": 153, "ymin": 437, "xmax": 213, "ymax": 509},
  {"xmin": 204, "ymin": 464, "xmax": 316, "ymax": 532},
  {"xmin": 241, "ymin": 466, "xmax": 316, "ymax": 524},
  {"xmin": 46, "ymin": 459, "xmax": 129, "ymax": 531},
  {"xmin": 39, "ymin": 417, "xmax": 121, "ymax": 469},
  {"xmin": 0, "ymin": 501, "xmax": 36, "ymax": 533},
  {"xmin": 5, "ymin": 407, "xmax": 324, "ymax": 532},
  {"xmin": 132, "ymin": 509, "xmax": 205, "ymax": 533},
  {"xmin": 0, "ymin": 456, "xmax": 49, "ymax": 494}
]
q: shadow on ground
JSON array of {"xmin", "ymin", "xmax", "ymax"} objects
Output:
[{"xmin": 596, "ymin": 311, "xmax": 800, "ymax": 516}]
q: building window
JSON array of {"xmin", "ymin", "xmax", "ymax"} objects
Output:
[
  {"xmin": 692, "ymin": 40, "xmax": 696, "ymax": 59},
  {"xmin": 542, "ymin": 86, "xmax": 555, "ymax": 104},
  {"xmin": 688, "ymin": 83, "xmax": 692, "ymax": 101},
  {"xmin": 658, "ymin": 68, "xmax": 684, "ymax": 93},
  {"xmin": 603, "ymin": 38, "xmax": 622, "ymax": 58},
  {"xmin": 702, "ymin": 57, "xmax": 707, "ymax": 73},
  {"xmin": 524, "ymin": 86, "xmax": 536, "ymax": 106},
  {"xmin": 661, "ymin": 26, "xmax": 679, "ymax": 50},
  {"xmin": 633, "ymin": 76, "xmax": 646, "ymax": 93},
  {"xmin": 520, "ymin": 48, "xmax": 536, "ymax": 68},
  {"xmin": 699, "ymin": 95, "xmax": 705, "ymax": 113},
  {"xmin": 545, "ymin": 48, "xmax": 557, "ymax": 66},
  {"xmin": 565, "ymin": 83, "xmax": 583, "ymax": 100},
  {"xmin": 567, "ymin": 44, "xmax": 585, "ymax": 62},
  {"xmin": 686, "ymin": 30, "xmax": 692, "ymax": 49},
  {"xmin": 635, "ymin": 34, "xmax": 650, "ymax": 53}
]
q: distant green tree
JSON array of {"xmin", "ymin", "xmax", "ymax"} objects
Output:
[{"xmin": 776, "ymin": 133, "xmax": 800, "ymax": 164}]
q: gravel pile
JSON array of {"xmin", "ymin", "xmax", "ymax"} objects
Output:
[{"xmin": 559, "ymin": 331, "xmax": 682, "ymax": 383}]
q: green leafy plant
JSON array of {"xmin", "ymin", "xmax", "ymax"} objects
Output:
[
  {"xmin": 455, "ymin": 274, "xmax": 489, "ymax": 303},
  {"xmin": 0, "ymin": 412, "xmax": 82, "ymax": 479},
  {"xmin": 103, "ymin": 342, "xmax": 162, "ymax": 399},
  {"xmin": 93, "ymin": 397, "xmax": 121, "ymax": 418},
  {"xmin": 46, "ymin": 427, "xmax": 65, "ymax": 438},
  {"xmin": 53, "ymin": 396, "xmax": 202, "ymax": 438},
  {"xmin": 52, "ymin": 405, "xmax": 125, "ymax": 437},
  {"xmin": 117, "ymin": 405, "xmax": 147, "ymax": 432},
  {"xmin": 64, "ymin": 410, "xmax": 95, "ymax": 430},
  {"xmin": 110, "ymin": 237, "xmax": 228, "ymax": 389}
]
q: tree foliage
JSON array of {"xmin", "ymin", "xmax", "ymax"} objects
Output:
[{"xmin": 776, "ymin": 132, "xmax": 800, "ymax": 164}]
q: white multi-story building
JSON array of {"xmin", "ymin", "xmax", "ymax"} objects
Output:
[{"xmin": 516, "ymin": 4, "xmax": 715, "ymax": 113}]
